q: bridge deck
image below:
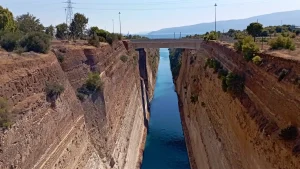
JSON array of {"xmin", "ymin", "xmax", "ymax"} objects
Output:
[{"xmin": 130, "ymin": 39, "xmax": 203, "ymax": 49}]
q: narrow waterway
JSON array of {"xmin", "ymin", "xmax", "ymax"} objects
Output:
[{"xmin": 141, "ymin": 48, "xmax": 190, "ymax": 169}]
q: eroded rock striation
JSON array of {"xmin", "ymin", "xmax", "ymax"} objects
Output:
[
  {"xmin": 0, "ymin": 41, "xmax": 159, "ymax": 169},
  {"xmin": 170, "ymin": 41, "xmax": 300, "ymax": 169}
]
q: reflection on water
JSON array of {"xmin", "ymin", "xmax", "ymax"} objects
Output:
[{"xmin": 141, "ymin": 49, "xmax": 190, "ymax": 169}]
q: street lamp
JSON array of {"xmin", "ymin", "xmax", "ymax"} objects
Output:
[
  {"xmin": 112, "ymin": 19, "xmax": 114, "ymax": 33},
  {"xmin": 119, "ymin": 12, "xmax": 122, "ymax": 35},
  {"xmin": 214, "ymin": 3, "xmax": 217, "ymax": 33}
]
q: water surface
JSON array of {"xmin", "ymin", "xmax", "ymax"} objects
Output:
[{"xmin": 141, "ymin": 48, "xmax": 190, "ymax": 169}]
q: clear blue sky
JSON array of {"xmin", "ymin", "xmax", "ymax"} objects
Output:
[{"xmin": 1, "ymin": 0, "xmax": 300, "ymax": 34}]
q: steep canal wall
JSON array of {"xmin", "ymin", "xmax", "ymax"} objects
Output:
[
  {"xmin": 0, "ymin": 41, "xmax": 159, "ymax": 169},
  {"xmin": 170, "ymin": 42, "xmax": 300, "ymax": 169}
]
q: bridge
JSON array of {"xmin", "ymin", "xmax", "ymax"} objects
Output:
[{"xmin": 130, "ymin": 39, "xmax": 203, "ymax": 49}]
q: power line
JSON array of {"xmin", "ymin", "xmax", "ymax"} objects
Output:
[{"xmin": 71, "ymin": 0, "xmax": 279, "ymax": 11}]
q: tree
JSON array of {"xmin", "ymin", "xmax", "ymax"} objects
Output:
[
  {"xmin": 16, "ymin": 13, "xmax": 44, "ymax": 33},
  {"xmin": 20, "ymin": 32, "xmax": 51, "ymax": 53},
  {"xmin": 0, "ymin": 6, "xmax": 16, "ymax": 32},
  {"xmin": 45, "ymin": 25, "xmax": 55, "ymax": 37},
  {"xmin": 88, "ymin": 26, "xmax": 100, "ymax": 36},
  {"xmin": 227, "ymin": 29, "xmax": 236, "ymax": 37},
  {"xmin": 55, "ymin": 23, "xmax": 68, "ymax": 39},
  {"xmin": 70, "ymin": 13, "xmax": 88, "ymax": 39},
  {"xmin": 246, "ymin": 22, "xmax": 263, "ymax": 41},
  {"xmin": 261, "ymin": 30, "xmax": 269, "ymax": 37}
]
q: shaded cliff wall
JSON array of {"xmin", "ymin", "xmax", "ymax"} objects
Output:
[
  {"xmin": 171, "ymin": 42, "xmax": 300, "ymax": 169},
  {"xmin": 0, "ymin": 41, "xmax": 159, "ymax": 169},
  {"xmin": 53, "ymin": 41, "xmax": 159, "ymax": 169}
]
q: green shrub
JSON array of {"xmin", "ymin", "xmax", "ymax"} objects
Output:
[
  {"xmin": 281, "ymin": 32, "xmax": 289, "ymax": 37},
  {"xmin": 45, "ymin": 83, "xmax": 65, "ymax": 100},
  {"xmin": 241, "ymin": 37, "xmax": 259, "ymax": 61},
  {"xmin": 99, "ymin": 36, "xmax": 106, "ymax": 42},
  {"xmin": 278, "ymin": 69, "xmax": 289, "ymax": 82},
  {"xmin": 117, "ymin": 34, "xmax": 122, "ymax": 40},
  {"xmin": 20, "ymin": 32, "xmax": 51, "ymax": 53},
  {"xmin": 234, "ymin": 36, "xmax": 259, "ymax": 61},
  {"xmin": 204, "ymin": 31, "xmax": 217, "ymax": 41},
  {"xmin": 190, "ymin": 94, "xmax": 198, "ymax": 104},
  {"xmin": 88, "ymin": 33, "xmax": 100, "ymax": 47},
  {"xmin": 234, "ymin": 40, "xmax": 243, "ymax": 52},
  {"xmin": 86, "ymin": 72, "xmax": 103, "ymax": 91},
  {"xmin": 279, "ymin": 125, "xmax": 298, "ymax": 140},
  {"xmin": 269, "ymin": 36, "xmax": 296, "ymax": 50},
  {"xmin": 226, "ymin": 72, "xmax": 245, "ymax": 96},
  {"xmin": 290, "ymin": 33, "xmax": 296, "ymax": 38},
  {"xmin": 106, "ymin": 36, "xmax": 113, "ymax": 45},
  {"xmin": 221, "ymin": 77, "xmax": 228, "ymax": 92},
  {"xmin": 120, "ymin": 55, "xmax": 128, "ymax": 63},
  {"xmin": 76, "ymin": 92, "xmax": 86, "ymax": 102},
  {"xmin": 252, "ymin": 55, "xmax": 262, "ymax": 65},
  {"xmin": 205, "ymin": 58, "xmax": 214, "ymax": 69},
  {"xmin": 218, "ymin": 68, "xmax": 228, "ymax": 79},
  {"xmin": 205, "ymin": 58, "xmax": 222, "ymax": 73},
  {"xmin": 57, "ymin": 54, "xmax": 64, "ymax": 63},
  {"xmin": 0, "ymin": 31, "xmax": 22, "ymax": 52},
  {"xmin": 14, "ymin": 46, "xmax": 25, "ymax": 55},
  {"xmin": 0, "ymin": 97, "xmax": 11, "ymax": 129}
]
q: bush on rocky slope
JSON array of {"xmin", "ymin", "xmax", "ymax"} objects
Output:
[{"xmin": 0, "ymin": 97, "xmax": 11, "ymax": 129}]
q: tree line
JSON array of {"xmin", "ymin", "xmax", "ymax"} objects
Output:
[{"xmin": 0, "ymin": 6, "xmax": 125, "ymax": 53}]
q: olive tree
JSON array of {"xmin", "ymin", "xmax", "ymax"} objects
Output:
[{"xmin": 246, "ymin": 22, "xmax": 263, "ymax": 41}]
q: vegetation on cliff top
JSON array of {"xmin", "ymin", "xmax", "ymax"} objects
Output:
[
  {"xmin": 0, "ymin": 6, "xmax": 51, "ymax": 54},
  {"xmin": 269, "ymin": 35, "xmax": 296, "ymax": 50},
  {"xmin": 234, "ymin": 35, "xmax": 259, "ymax": 61}
]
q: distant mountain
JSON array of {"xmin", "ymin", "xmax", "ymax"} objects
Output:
[{"xmin": 149, "ymin": 10, "xmax": 300, "ymax": 36}]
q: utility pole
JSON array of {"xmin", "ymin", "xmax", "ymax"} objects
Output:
[
  {"xmin": 112, "ymin": 19, "xmax": 114, "ymax": 33},
  {"xmin": 214, "ymin": 3, "xmax": 217, "ymax": 33},
  {"xmin": 174, "ymin": 32, "xmax": 175, "ymax": 39},
  {"xmin": 180, "ymin": 32, "xmax": 181, "ymax": 39},
  {"xmin": 119, "ymin": 12, "xmax": 122, "ymax": 35}
]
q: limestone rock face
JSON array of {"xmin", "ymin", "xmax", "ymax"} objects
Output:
[
  {"xmin": 0, "ymin": 41, "xmax": 159, "ymax": 169},
  {"xmin": 171, "ymin": 42, "xmax": 300, "ymax": 169}
]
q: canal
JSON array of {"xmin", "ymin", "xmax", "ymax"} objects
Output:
[{"xmin": 141, "ymin": 48, "xmax": 190, "ymax": 169}]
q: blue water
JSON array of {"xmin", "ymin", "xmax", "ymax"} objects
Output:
[{"xmin": 141, "ymin": 49, "xmax": 191, "ymax": 169}]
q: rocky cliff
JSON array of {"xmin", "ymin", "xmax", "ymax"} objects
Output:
[
  {"xmin": 0, "ymin": 41, "xmax": 159, "ymax": 169},
  {"xmin": 170, "ymin": 42, "xmax": 300, "ymax": 169}
]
